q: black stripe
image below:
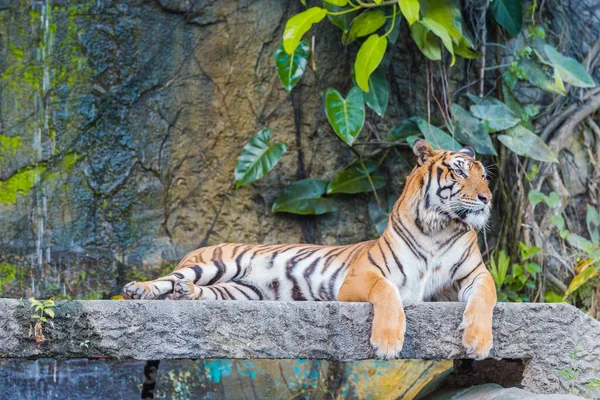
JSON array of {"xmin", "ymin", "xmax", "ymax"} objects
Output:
[
  {"xmin": 303, "ymin": 257, "xmax": 321, "ymax": 300},
  {"xmin": 190, "ymin": 265, "xmax": 203, "ymax": 284},
  {"xmin": 233, "ymin": 284, "xmax": 253, "ymax": 300},
  {"xmin": 234, "ymin": 280, "xmax": 264, "ymax": 300},
  {"xmin": 173, "ymin": 272, "xmax": 184, "ymax": 279},
  {"xmin": 221, "ymin": 285, "xmax": 235, "ymax": 300},
  {"xmin": 368, "ymin": 252, "xmax": 386, "ymax": 277},
  {"xmin": 207, "ymin": 246, "xmax": 226, "ymax": 285},
  {"xmin": 382, "ymin": 236, "xmax": 406, "ymax": 285},
  {"xmin": 450, "ymin": 239, "xmax": 477, "ymax": 280}
]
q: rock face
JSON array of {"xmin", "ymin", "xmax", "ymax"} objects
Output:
[
  {"xmin": 0, "ymin": 0, "xmax": 438, "ymax": 299},
  {"xmin": 1, "ymin": 300, "xmax": 599, "ymax": 396}
]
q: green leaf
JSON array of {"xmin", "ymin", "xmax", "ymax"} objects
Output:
[
  {"xmin": 355, "ymin": 34, "xmax": 387, "ymax": 92},
  {"xmin": 43, "ymin": 300, "xmax": 55, "ymax": 307},
  {"xmin": 451, "ymin": 104, "xmax": 496, "ymax": 155},
  {"xmin": 346, "ymin": 10, "xmax": 387, "ymax": 43},
  {"xmin": 416, "ymin": 118, "xmax": 461, "ymax": 150},
  {"xmin": 454, "ymin": 37, "xmax": 480, "ymax": 59},
  {"xmin": 545, "ymin": 192, "xmax": 560, "ymax": 208},
  {"xmin": 399, "ymin": 0, "xmax": 419, "ymax": 26},
  {"xmin": 470, "ymin": 103, "xmax": 520, "ymax": 132},
  {"xmin": 586, "ymin": 205, "xmax": 600, "ymax": 244},
  {"xmin": 325, "ymin": 87, "xmax": 365, "ymax": 146},
  {"xmin": 275, "ymin": 40, "xmax": 310, "ymax": 91},
  {"xmin": 525, "ymin": 262, "xmax": 541, "ymax": 277},
  {"xmin": 411, "ymin": 22, "xmax": 441, "ymax": 61},
  {"xmin": 272, "ymin": 179, "xmax": 339, "ymax": 215},
  {"xmin": 31, "ymin": 314, "xmax": 40, "ymax": 319},
  {"xmin": 544, "ymin": 45, "xmax": 596, "ymax": 88},
  {"xmin": 327, "ymin": 160, "xmax": 386, "ymax": 194},
  {"xmin": 564, "ymin": 266, "xmax": 598, "ymax": 298},
  {"xmin": 359, "ymin": 65, "xmax": 389, "ymax": 117},
  {"xmin": 406, "ymin": 135, "xmax": 421, "ymax": 147},
  {"xmin": 283, "ymin": 7, "xmax": 328, "ymax": 54},
  {"xmin": 490, "ymin": 0, "xmax": 522, "ymax": 36},
  {"xmin": 44, "ymin": 308, "xmax": 55, "ymax": 318},
  {"xmin": 324, "ymin": 3, "xmax": 358, "ymax": 33},
  {"xmin": 234, "ymin": 129, "xmax": 288, "ymax": 188},
  {"xmin": 368, "ymin": 197, "xmax": 391, "ymax": 235},
  {"xmin": 518, "ymin": 56, "xmax": 566, "ymax": 95},
  {"xmin": 528, "ymin": 189, "xmax": 545, "ymax": 206},
  {"xmin": 550, "ymin": 214, "xmax": 564, "ymax": 230},
  {"xmin": 544, "ymin": 291, "xmax": 565, "ymax": 303},
  {"xmin": 420, "ymin": 18, "xmax": 455, "ymax": 66},
  {"xmin": 498, "ymin": 125, "xmax": 559, "ymax": 163},
  {"xmin": 384, "ymin": 12, "xmax": 403, "ymax": 45},
  {"xmin": 466, "ymin": 93, "xmax": 505, "ymax": 107},
  {"xmin": 525, "ymin": 164, "xmax": 539, "ymax": 181},
  {"xmin": 323, "ymin": 0, "xmax": 348, "ymax": 5},
  {"xmin": 389, "ymin": 120, "xmax": 421, "ymax": 141},
  {"xmin": 567, "ymin": 234, "xmax": 596, "ymax": 254},
  {"xmin": 40, "ymin": 316, "xmax": 47, "ymax": 323},
  {"xmin": 420, "ymin": 0, "xmax": 463, "ymax": 42}
]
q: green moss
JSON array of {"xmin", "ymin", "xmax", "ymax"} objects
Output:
[
  {"xmin": 0, "ymin": 262, "xmax": 17, "ymax": 295},
  {"xmin": 0, "ymin": 135, "xmax": 22, "ymax": 164},
  {"xmin": 0, "ymin": 166, "xmax": 46, "ymax": 205}
]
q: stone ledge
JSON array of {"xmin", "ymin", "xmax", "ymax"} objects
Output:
[{"xmin": 0, "ymin": 300, "xmax": 598, "ymax": 395}]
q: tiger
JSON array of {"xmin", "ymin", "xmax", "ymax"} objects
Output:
[{"xmin": 123, "ymin": 139, "xmax": 497, "ymax": 360}]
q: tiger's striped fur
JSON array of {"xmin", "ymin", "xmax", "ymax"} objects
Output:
[{"xmin": 123, "ymin": 140, "xmax": 497, "ymax": 360}]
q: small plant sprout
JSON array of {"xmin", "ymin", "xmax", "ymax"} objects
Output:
[{"xmin": 28, "ymin": 297, "xmax": 56, "ymax": 344}]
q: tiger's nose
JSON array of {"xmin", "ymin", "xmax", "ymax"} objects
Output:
[{"xmin": 478, "ymin": 193, "xmax": 492, "ymax": 204}]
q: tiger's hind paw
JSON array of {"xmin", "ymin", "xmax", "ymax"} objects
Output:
[
  {"xmin": 167, "ymin": 279, "xmax": 199, "ymax": 300},
  {"xmin": 122, "ymin": 281, "xmax": 160, "ymax": 300}
]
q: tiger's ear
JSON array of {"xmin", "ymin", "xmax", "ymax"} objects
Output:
[
  {"xmin": 459, "ymin": 146, "xmax": 476, "ymax": 158},
  {"xmin": 413, "ymin": 139, "xmax": 435, "ymax": 165}
]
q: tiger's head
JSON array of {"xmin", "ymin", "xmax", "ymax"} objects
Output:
[{"xmin": 410, "ymin": 139, "xmax": 492, "ymax": 231}]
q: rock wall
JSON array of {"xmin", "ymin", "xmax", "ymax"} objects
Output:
[{"xmin": 0, "ymin": 0, "xmax": 457, "ymax": 299}]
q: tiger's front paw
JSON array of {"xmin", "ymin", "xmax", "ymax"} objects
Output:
[
  {"xmin": 370, "ymin": 314, "xmax": 406, "ymax": 360},
  {"xmin": 167, "ymin": 279, "xmax": 199, "ymax": 300},
  {"xmin": 123, "ymin": 281, "xmax": 160, "ymax": 300},
  {"xmin": 459, "ymin": 311, "xmax": 493, "ymax": 359}
]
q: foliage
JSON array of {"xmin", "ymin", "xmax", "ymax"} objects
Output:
[
  {"xmin": 490, "ymin": 245, "xmax": 543, "ymax": 302},
  {"xmin": 556, "ymin": 349, "xmax": 600, "ymax": 396},
  {"xmin": 234, "ymin": 129, "xmax": 288, "ymax": 189},
  {"xmin": 231, "ymin": 0, "xmax": 595, "ymax": 227},
  {"xmin": 28, "ymin": 297, "xmax": 55, "ymax": 343}
]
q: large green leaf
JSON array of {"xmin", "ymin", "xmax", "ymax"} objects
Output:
[
  {"xmin": 385, "ymin": 12, "xmax": 403, "ymax": 45},
  {"xmin": 497, "ymin": 125, "xmax": 558, "ymax": 163},
  {"xmin": 355, "ymin": 34, "xmax": 387, "ymax": 92},
  {"xmin": 325, "ymin": 87, "xmax": 365, "ymax": 146},
  {"xmin": 399, "ymin": 0, "xmax": 419, "ymax": 26},
  {"xmin": 359, "ymin": 65, "xmax": 389, "ymax": 117},
  {"xmin": 411, "ymin": 22, "xmax": 441, "ymax": 61},
  {"xmin": 470, "ymin": 103, "xmax": 520, "ymax": 132},
  {"xmin": 275, "ymin": 40, "xmax": 310, "ymax": 91},
  {"xmin": 420, "ymin": 0, "xmax": 463, "ymax": 42},
  {"xmin": 420, "ymin": 17, "xmax": 455, "ymax": 65},
  {"xmin": 454, "ymin": 37, "xmax": 480, "ymax": 59},
  {"xmin": 283, "ymin": 7, "xmax": 328, "ymax": 54},
  {"xmin": 490, "ymin": 0, "xmax": 522, "ymax": 36},
  {"xmin": 587, "ymin": 205, "xmax": 600, "ymax": 244},
  {"xmin": 518, "ymin": 56, "xmax": 566, "ymax": 95},
  {"xmin": 416, "ymin": 118, "xmax": 461, "ymax": 150},
  {"xmin": 564, "ymin": 265, "xmax": 598, "ymax": 298},
  {"xmin": 369, "ymin": 196, "xmax": 395, "ymax": 235},
  {"xmin": 272, "ymin": 179, "xmax": 339, "ymax": 215},
  {"xmin": 324, "ymin": 3, "xmax": 358, "ymax": 33},
  {"xmin": 544, "ymin": 45, "xmax": 596, "ymax": 88},
  {"xmin": 235, "ymin": 129, "xmax": 288, "ymax": 188},
  {"xmin": 327, "ymin": 160, "xmax": 386, "ymax": 194},
  {"xmin": 345, "ymin": 10, "xmax": 387, "ymax": 43},
  {"xmin": 451, "ymin": 104, "xmax": 496, "ymax": 155},
  {"xmin": 388, "ymin": 119, "xmax": 421, "ymax": 142}
]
